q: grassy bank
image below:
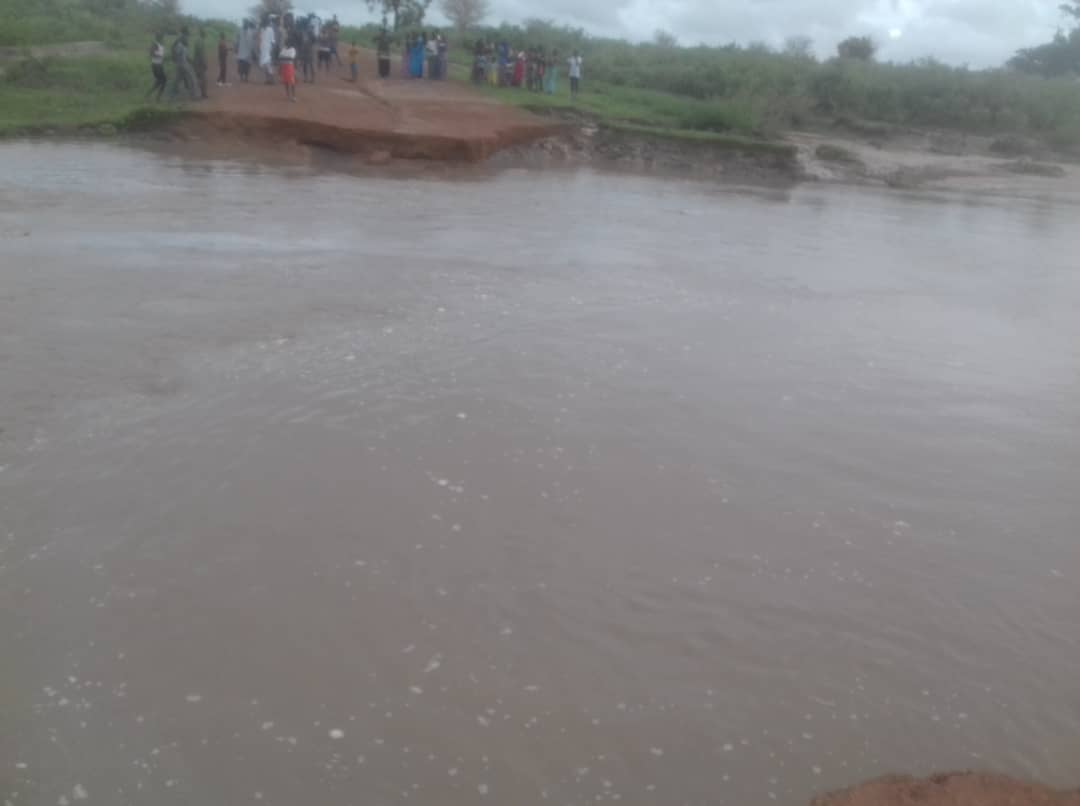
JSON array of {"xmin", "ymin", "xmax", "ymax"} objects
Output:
[
  {"xmin": 0, "ymin": 0, "xmax": 234, "ymax": 136},
  {"xmin": 0, "ymin": 50, "xmax": 186, "ymax": 136},
  {"xmin": 344, "ymin": 21, "xmax": 1080, "ymax": 152}
]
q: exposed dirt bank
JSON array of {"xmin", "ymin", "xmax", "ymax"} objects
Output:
[
  {"xmin": 488, "ymin": 108, "xmax": 1080, "ymax": 193},
  {"xmin": 814, "ymin": 773, "xmax": 1080, "ymax": 806},
  {"xmin": 180, "ymin": 49, "xmax": 560, "ymax": 162}
]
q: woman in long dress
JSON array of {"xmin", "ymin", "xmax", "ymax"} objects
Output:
[
  {"xmin": 410, "ymin": 34, "xmax": 425, "ymax": 78},
  {"xmin": 544, "ymin": 48, "xmax": 559, "ymax": 94},
  {"xmin": 512, "ymin": 50, "xmax": 524, "ymax": 87}
]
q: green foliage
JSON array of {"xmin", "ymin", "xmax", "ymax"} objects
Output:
[
  {"xmin": 1008, "ymin": 28, "xmax": 1080, "ymax": 76},
  {"xmin": 837, "ymin": 36, "xmax": 876, "ymax": 61},
  {"xmin": 0, "ymin": 48, "xmax": 190, "ymax": 136},
  {"xmin": 365, "ymin": 0, "xmax": 431, "ymax": 31}
]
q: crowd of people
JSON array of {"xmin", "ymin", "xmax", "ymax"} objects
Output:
[
  {"xmin": 147, "ymin": 18, "xmax": 584, "ymax": 105},
  {"xmin": 470, "ymin": 42, "xmax": 583, "ymax": 97}
]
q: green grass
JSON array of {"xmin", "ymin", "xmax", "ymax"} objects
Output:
[
  {"xmin": 474, "ymin": 77, "xmax": 761, "ymax": 136},
  {"xmin": 0, "ymin": 51, "xmax": 187, "ymax": 136}
]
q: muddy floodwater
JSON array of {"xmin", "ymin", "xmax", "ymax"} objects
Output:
[{"xmin": 1, "ymin": 142, "xmax": 1078, "ymax": 806}]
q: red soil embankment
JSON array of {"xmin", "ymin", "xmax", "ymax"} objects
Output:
[
  {"xmin": 190, "ymin": 48, "xmax": 559, "ymax": 161},
  {"xmin": 813, "ymin": 772, "xmax": 1080, "ymax": 806}
]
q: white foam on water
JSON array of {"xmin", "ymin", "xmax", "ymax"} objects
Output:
[
  {"xmin": 72, "ymin": 784, "xmax": 88, "ymax": 800},
  {"xmin": 478, "ymin": 784, "xmax": 489, "ymax": 795},
  {"xmin": 185, "ymin": 694, "xmax": 202, "ymax": 703},
  {"xmin": 401, "ymin": 644, "xmax": 416, "ymax": 654},
  {"xmin": 649, "ymin": 747, "xmax": 664, "ymax": 757},
  {"xmin": 329, "ymin": 729, "xmax": 345, "ymax": 740},
  {"xmin": 410, "ymin": 686, "xmax": 423, "ymax": 695},
  {"xmin": 261, "ymin": 722, "xmax": 274, "ymax": 731},
  {"xmin": 423, "ymin": 655, "xmax": 443, "ymax": 674}
]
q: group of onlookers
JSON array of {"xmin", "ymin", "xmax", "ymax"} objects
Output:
[
  {"xmin": 472, "ymin": 41, "xmax": 583, "ymax": 96},
  {"xmin": 147, "ymin": 18, "xmax": 585, "ymax": 105},
  {"xmin": 402, "ymin": 32, "xmax": 450, "ymax": 80},
  {"xmin": 146, "ymin": 26, "xmax": 228, "ymax": 102}
]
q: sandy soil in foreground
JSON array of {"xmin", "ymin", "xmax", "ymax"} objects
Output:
[{"xmin": 814, "ymin": 773, "xmax": 1080, "ymax": 806}]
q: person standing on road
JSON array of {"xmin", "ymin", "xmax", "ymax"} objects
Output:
[
  {"xmin": 317, "ymin": 32, "xmax": 332, "ymax": 74},
  {"xmin": 300, "ymin": 21, "xmax": 316, "ymax": 83},
  {"xmin": 146, "ymin": 32, "xmax": 168, "ymax": 101},
  {"xmin": 279, "ymin": 40, "xmax": 297, "ymax": 101},
  {"xmin": 426, "ymin": 32, "xmax": 438, "ymax": 79},
  {"xmin": 376, "ymin": 27, "xmax": 392, "ymax": 79},
  {"xmin": 216, "ymin": 31, "xmax": 229, "ymax": 86},
  {"xmin": 235, "ymin": 20, "xmax": 254, "ymax": 82},
  {"xmin": 259, "ymin": 16, "xmax": 276, "ymax": 84},
  {"xmin": 437, "ymin": 33, "xmax": 448, "ymax": 80},
  {"xmin": 192, "ymin": 27, "xmax": 209, "ymax": 99},
  {"xmin": 328, "ymin": 16, "xmax": 341, "ymax": 66},
  {"xmin": 168, "ymin": 28, "xmax": 197, "ymax": 100},
  {"xmin": 348, "ymin": 41, "xmax": 359, "ymax": 82},
  {"xmin": 568, "ymin": 50, "xmax": 583, "ymax": 98},
  {"xmin": 410, "ymin": 34, "xmax": 425, "ymax": 78}
]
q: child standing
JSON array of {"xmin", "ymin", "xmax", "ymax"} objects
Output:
[
  {"xmin": 348, "ymin": 41, "xmax": 359, "ymax": 82},
  {"xmin": 279, "ymin": 42, "xmax": 297, "ymax": 101}
]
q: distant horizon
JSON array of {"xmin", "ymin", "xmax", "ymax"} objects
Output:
[{"xmin": 185, "ymin": 0, "xmax": 1071, "ymax": 68}]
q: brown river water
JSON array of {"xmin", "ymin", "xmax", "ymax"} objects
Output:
[{"xmin": 1, "ymin": 142, "xmax": 1078, "ymax": 806}]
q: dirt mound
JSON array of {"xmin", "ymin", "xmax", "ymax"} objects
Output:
[
  {"xmin": 191, "ymin": 48, "xmax": 559, "ymax": 161},
  {"xmin": 813, "ymin": 773, "xmax": 1080, "ymax": 806}
]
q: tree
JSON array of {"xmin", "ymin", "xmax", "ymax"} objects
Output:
[
  {"xmin": 367, "ymin": 0, "xmax": 432, "ymax": 31},
  {"xmin": 142, "ymin": 0, "xmax": 182, "ymax": 27},
  {"xmin": 783, "ymin": 35, "xmax": 814, "ymax": 59},
  {"xmin": 653, "ymin": 29, "xmax": 678, "ymax": 48},
  {"xmin": 440, "ymin": 0, "xmax": 489, "ymax": 32},
  {"xmin": 250, "ymin": 0, "xmax": 291, "ymax": 21},
  {"xmin": 1008, "ymin": 28, "xmax": 1080, "ymax": 76},
  {"xmin": 837, "ymin": 35, "xmax": 876, "ymax": 61}
]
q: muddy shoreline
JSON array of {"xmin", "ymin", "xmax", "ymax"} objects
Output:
[
  {"xmin": 7, "ymin": 103, "xmax": 1079, "ymax": 194},
  {"xmin": 147, "ymin": 112, "xmax": 1080, "ymax": 194},
  {"xmin": 814, "ymin": 772, "xmax": 1080, "ymax": 805}
]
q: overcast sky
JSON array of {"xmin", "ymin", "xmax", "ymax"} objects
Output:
[{"xmin": 186, "ymin": 0, "xmax": 1069, "ymax": 67}]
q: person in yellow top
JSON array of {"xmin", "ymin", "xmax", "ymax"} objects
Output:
[{"xmin": 348, "ymin": 41, "xmax": 360, "ymax": 82}]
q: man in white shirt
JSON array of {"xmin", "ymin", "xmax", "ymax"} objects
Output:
[{"xmin": 568, "ymin": 50, "xmax": 583, "ymax": 97}]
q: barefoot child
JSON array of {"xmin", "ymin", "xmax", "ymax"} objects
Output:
[{"xmin": 279, "ymin": 42, "xmax": 297, "ymax": 101}]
